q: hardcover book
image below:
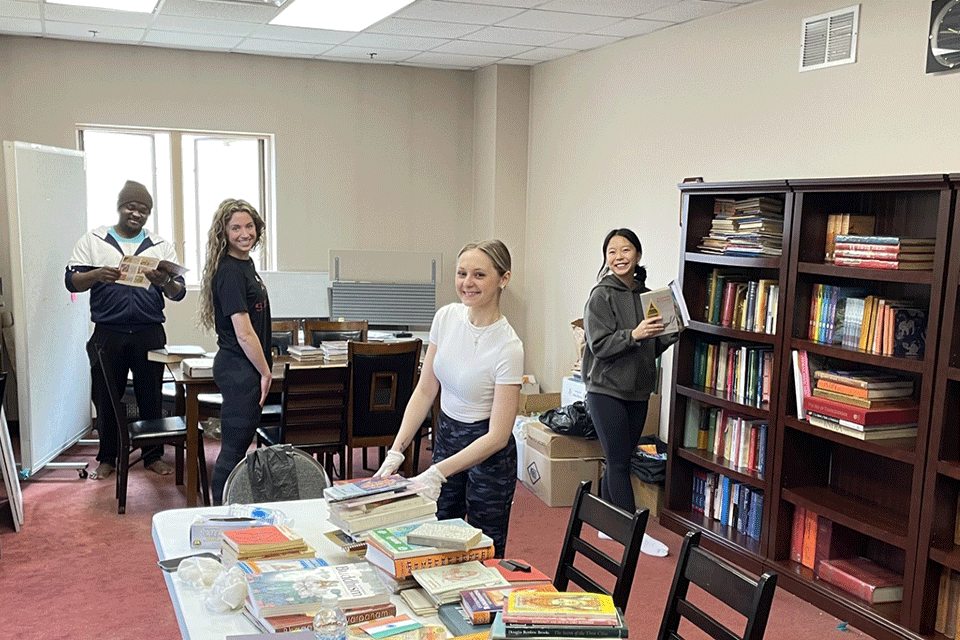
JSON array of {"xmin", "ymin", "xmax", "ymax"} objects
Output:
[
  {"xmin": 406, "ymin": 520, "xmax": 483, "ymax": 551},
  {"xmin": 324, "ymin": 475, "xmax": 412, "ymax": 503},
  {"xmin": 438, "ymin": 603, "xmax": 493, "ymax": 637},
  {"xmin": 244, "ymin": 602, "xmax": 397, "ymax": 634},
  {"xmin": 812, "ymin": 369, "xmax": 913, "ymax": 390},
  {"xmin": 639, "ymin": 280, "xmax": 690, "ymax": 336},
  {"xmin": 244, "ymin": 563, "xmax": 392, "ymax": 617},
  {"xmin": 803, "ymin": 395, "xmax": 919, "ymax": 427},
  {"xmin": 816, "ymin": 557, "xmax": 904, "ymax": 604},
  {"xmin": 495, "ymin": 609, "xmax": 629, "ymax": 639},
  {"xmin": 181, "ymin": 357, "xmax": 215, "ymax": 378},
  {"xmin": 460, "ymin": 584, "xmax": 557, "ymax": 625},
  {"xmin": 503, "ymin": 591, "xmax": 619, "ymax": 626},
  {"xmin": 364, "ymin": 535, "xmax": 495, "ymax": 579},
  {"xmin": 413, "ymin": 561, "xmax": 509, "ymax": 605},
  {"xmin": 223, "ymin": 524, "xmax": 307, "ymax": 555}
]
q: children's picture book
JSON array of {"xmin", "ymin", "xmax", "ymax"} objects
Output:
[
  {"xmin": 359, "ymin": 614, "xmax": 422, "ymax": 639},
  {"xmin": 116, "ymin": 255, "xmax": 187, "ymax": 288},
  {"xmin": 639, "ymin": 280, "xmax": 690, "ymax": 336},
  {"xmin": 324, "ymin": 475, "xmax": 412, "ymax": 502},
  {"xmin": 503, "ymin": 591, "xmax": 618, "ymax": 626}
]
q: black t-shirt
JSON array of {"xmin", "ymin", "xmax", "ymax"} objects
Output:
[{"xmin": 212, "ymin": 255, "xmax": 272, "ymax": 367}]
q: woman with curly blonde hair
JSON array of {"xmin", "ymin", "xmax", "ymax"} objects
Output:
[{"xmin": 199, "ymin": 198, "xmax": 272, "ymax": 504}]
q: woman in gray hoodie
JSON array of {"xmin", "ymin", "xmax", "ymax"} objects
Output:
[{"xmin": 582, "ymin": 228, "xmax": 678, "ymax": 556}]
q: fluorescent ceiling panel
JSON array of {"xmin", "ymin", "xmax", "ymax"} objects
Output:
[
  {"xmin": 270, "ymin": 0, "xmax": 416, "ymax": 31},
  {"xmin": 46, "ymin": 0, "xmax": 159, "ymax": 12}
]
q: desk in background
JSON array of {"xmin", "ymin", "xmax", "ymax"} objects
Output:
[{"xmin": 152, "ymin": 498, "xmax": 442, "ymax": 640}]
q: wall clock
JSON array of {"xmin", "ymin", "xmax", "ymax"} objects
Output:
[{"xmin": 927, "ymin": 0, "xmax": 960, "ymax": 72}]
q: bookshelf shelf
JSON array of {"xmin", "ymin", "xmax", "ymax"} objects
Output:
[
  {"xmin": 687, "ymin": 320, "xmax": 778, "ymax": 344},
  {"xmin": 664, "ymin": 176, "xmax": 954, "ymax": 640},
  {"xmin": 677, "ymin": 447, "xmax": 764, "ymax": 487},
  {"xmin": 782, "ymin": 486, "xmax": 908, "ymax": 547},
  {"xmin": 675, "ymin": 384, "xmax": 769, "ymax": 418},
  {"xmin": 790, "ymin": 338, "xmax": 927, "ymax": 374},
  {"xmin": 784, "ymin": 417, "xmax": 918, "ymax": 465}
]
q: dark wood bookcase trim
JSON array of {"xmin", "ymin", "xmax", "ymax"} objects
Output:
[
  {"xmin": 786, "ymin": 174, "xmax": 949, "ymax": 191},
  {"xmin": 676, "ymin": 447, "xmax": 765, "ymax": 487},
  {"xmin": 928, "ymin": 547, "xmax": 960, "ymax": 573},
  {"xmin": 797, "ymin": 261, "xmax": 934, "ymax": 285},
  {"xmin": 947, "ymin": 366, "xmax": 960, "ymax": 382},
  {"xmin": 784, "ymin": 416, "xmax": 918, "ymax": 464},
  {"xmin": 790, "ymin": 337, "xmax": 927, "ymax": 373},
  {"xmin": 659, "ymin": 508, "xmax": 764, "ymax": 559},
  {"xmin": 678, "ymin": 179, "xmax": 790, "ymax": 194},
  {"xmin": 782, "ymin": 486, "xmax": 908, "ymax": 547},
  {"xmin": 687, "ymin": 320, "xmax": 778, "ymax": 344},
  {"xmin": 937, "ymin": 460, "xmax": 960, "ymax": 481},
  {"xmin": 675, "ymin": 384, "xmax": 770, "ymax": 418},
  {"xmin": 683, "ymin": 252, "xmax": 781, "ymax": 269}
]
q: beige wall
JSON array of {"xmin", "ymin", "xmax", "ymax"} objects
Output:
[
  {"xmin": 0, "ymin": 36, "xmax": 475, "ymax": 347},
  {"xmin": 524, "ymin": 0, "xmax": 960, "ymax": 405}
]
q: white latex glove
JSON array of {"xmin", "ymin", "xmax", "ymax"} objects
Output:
[
  {"xmin": 413, "ymin": 465, "xmax": 447, "ymax": 501},
  {"xmin": 374, "ymin": 450, "xmax": 405, "ymax": 477}
]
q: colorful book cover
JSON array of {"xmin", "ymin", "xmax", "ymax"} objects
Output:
[
  {"xmin": 460, "ymin": 583, "xmax": 557, "ymax": 625},
  {"xmin": 245, "ymin": 563, "xmax": 391, "ymax": 617},
  {"xmin": 324, "ymin": 475, "xmax": 411, "ymax": 502},
  {"xmin": 503, "ymin": 591, "xmax": 618, "ymax": 626},
  {"xmin": 359, "ymin": 614, "xmax": 422, "ymax": 638},
  {"xmin": 223, "ymin": 524, "xmax": 305, "ymax": 553}
]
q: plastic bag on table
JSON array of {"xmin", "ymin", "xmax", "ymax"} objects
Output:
[
  {"xmin": 203, "ymin": 566, "xmax": 247, "ymax": 613},
  {"xmin": 176, "ymin": 556, "xmax": 223, "ymax": 590}
]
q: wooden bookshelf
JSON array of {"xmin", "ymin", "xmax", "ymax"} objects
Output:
[{"xmin": 662, "ymin": 175, "xmax": 955, "ymax": 640}]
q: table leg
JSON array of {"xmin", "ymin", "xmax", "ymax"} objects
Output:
[{"xmin": 186, "ymin": 386, "xmax": 200, "ymax": 507}]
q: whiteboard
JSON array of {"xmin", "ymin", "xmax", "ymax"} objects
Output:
[
  {"xmin": 259, "ymin": 271, "xmax": 330, "ymax": 319},
  {"xmin": 3, "ymin": 141, "xmax": 91, "ymax": 476}
]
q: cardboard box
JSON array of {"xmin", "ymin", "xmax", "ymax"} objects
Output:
[
  {"xmin": 630, "ymin": 474, "xmax": 663, "ymax": 518},
  {"xmin": 521, "ymin": 445, "xmax": 601, "ymax": 507},
  {"xmin": 525, "ymin": 420, "xmax": 604, "ymax": 459},
  {"xmin": 644, "ymin": 392, "xmax": 662, "ymax": 437},
  {"xmin": 518, "ymin": 392, "xmax": 561, "ymax": 416},
  {"xmin": 561, "ymin": 376, "xmax": 586, "ymax": 406},
  {"xmin": 513, "ymin": 415, "xmax": 541, "ymax": 480}
]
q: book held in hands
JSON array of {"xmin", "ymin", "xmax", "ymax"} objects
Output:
[{"xmin": 638, "ymin": 280, "xmax": 690, "ymax": 336}]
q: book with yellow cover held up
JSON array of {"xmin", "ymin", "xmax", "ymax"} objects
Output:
[{"xmin": 503, "ymin": 591, "xmax": 619, "ymax": 626}]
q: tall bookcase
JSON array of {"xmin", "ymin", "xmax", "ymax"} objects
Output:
[{"xmin": 662, "ymin": 175, "xmax": 956, "ymax": 640}]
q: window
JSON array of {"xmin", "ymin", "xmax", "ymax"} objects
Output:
[{"xmin": 78, "ymin": 127, "xmax": 273, "ymax": 284}]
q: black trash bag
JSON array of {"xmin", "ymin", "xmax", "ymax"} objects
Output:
[
  {"xmin": 246, "ymin": 446, "xmax": 300, "ymax": 502},
  {"xmin": 630, "ymin": 435, "xmax": 667, "ymax": 484},
  {"xmin": 539, "ymin": 401, "xmax": 597, "ymax": 440}
]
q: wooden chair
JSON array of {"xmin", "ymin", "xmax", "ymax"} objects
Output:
[
  {"xmin": 303, "ymin": 319, "xmax": 368, "ymax": 346},
  {"xmin": 96, "ymin": 346, "xmax": 210, "ymax": 513},
  {"xmin": 256, "ymin": 363, "xmax": 349, "ymax": 480},
  {"xmin": 656, "ymin": 531, "xmax": 778, "ymax": 640},
  {"xmin": 222, "ymin": 444, "xmax": 330, "ymax": 505},
  {"xmin": 346, "ymin": 340, "xmax": 421, "ymax": 478},
  {"xmin": 270, "ymin": 319, "xmax": 300, "ymax": 355},
  {"xmin": 553, "ymin": 480, "xmax": 648, "ymax": 611}
]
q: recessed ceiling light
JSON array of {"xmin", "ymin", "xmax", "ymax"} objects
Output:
[
  {"xmin": 46, "ymin": 0, "xmax": 159, "ymax": 12},
  {"xmin": 269, "ymin": 0, "xmax": 416, "ymax": 32}
]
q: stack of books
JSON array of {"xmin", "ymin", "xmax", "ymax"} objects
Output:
[
  {"xmin": 364, "ymin": 520, "xmax": 497, "ymax": 593},
  {"xmin": 490, "ymin": 591, "xmax": 627, "ymax": 640},
  {"xmin": 181, "ymin": 357, "xmax": 214, "ymax": 378},
  {"xmin": 823, "ymin": 214, "xmax": 876, "ymax": 262},
  {"xmin": 833, "ymin": 235, "xmax": 935, "ymax": 270},
  {"xmin": 325, "ymin": 476, "xmax": 438, "ymax": 541},
  {"xmin": 803, "ymin": 369, "xmax": 919, "ymax": 440},
  {"xmin": 287, "ymin": 345, "xmax": 325, "ymax": 362},
  {"xmin": 698, "ymin": 197, "xmax": 784, "ymax": 257},
  {"xmin": 320, "ymin": 341, "xmax": 349, "ymax": 363},
  {"xmin": 412, "ymin": 560, "xmax": 510, "ymax": 607},
  {"xmin": 220, "ymin": 523, "xmax": 316, "ymax": 567}
]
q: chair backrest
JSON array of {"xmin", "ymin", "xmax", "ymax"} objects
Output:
[
  {"xmin": 304, "ymin": 320, "xmax": 368, "ymax": 347},
  {"xmin": 222, "ymin": 444, "xmax": 331, "ymax": 505},
  {"xmin": 280, "ymin": 363, "xmax": 348, "ymax": 447},
  {"xmin": 271, "ymin": 320, "xmax": 300, "ymax": 355},
  {"xmin": 347, "ymin": 340, "xmax": 421, "ymax": 440},
  {"xmin": 553, "ymin": 480, "xmax": 648, "ymax": 611},
  {"xmin": 95, "ymin": 346, "xmax": 132, "ymax": 453},
  {"xmin": 657, "ymin": 531, "xmax": 778, "ymax": 640}
]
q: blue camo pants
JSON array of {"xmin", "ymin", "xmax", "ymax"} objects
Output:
[{"xmin": 432, "ymin": 411, "xmax": 517, "ymax": 558}]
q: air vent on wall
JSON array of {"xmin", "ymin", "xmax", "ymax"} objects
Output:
[{"xmin": 800, "ymin": 4, "xmax": 859, "ymax": 71}]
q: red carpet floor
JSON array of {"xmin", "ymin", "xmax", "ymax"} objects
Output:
[{"xmin": 0, "ymin": 435, "xmax": 872, "ymax": 640}]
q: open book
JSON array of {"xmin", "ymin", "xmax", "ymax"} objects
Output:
[
  {"xmin": 639, "ymin": 280, "xmax": 690, "ymax": 336},
  {"xmin": 116, "ymin": 255, "xmax": 188, "ymax": 288}
]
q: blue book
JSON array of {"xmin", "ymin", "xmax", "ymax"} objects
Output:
[{"xmin": 719, "ymin": 476, "xmax": 731, "ymax": 526}]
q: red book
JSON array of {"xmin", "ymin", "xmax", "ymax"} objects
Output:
[
  {"xmin": 803, "ymin": 395, "xmax": 919, "ymax": 426},
  {"xmin": 814, "ymin": 518, "xmax": 858, "ymax": 568},
  {"xmin": 801, "ymin": 509, "xmax": 818, "ymax": 569},
  {"xmin": 833, "ymin": 256, "xmax": 933, "ymax": 270},
  {"xmin": 790, "ymin": 506, "xmax": 806, "ymax": 564},
  {"xmin": 833, "ymin": 241, "xmax": 934, "ymax": 255},
  {"xmin": 720, "ymin": 281, "xmax": 738, "ymax": 328},
  {"xmin": 815, "ymin": 378, "xmax": 913, "ymax": 399},
  {"xmin": 816, "ymin": 557, "xmax": 904, "ymax": 604},
  {"xmin": 834, "ymin": 248, "xmax": 933, "ymax": 261},
  {"xmin": 222, "ymin": 524, "xmax": 305, "ymax": 554}
]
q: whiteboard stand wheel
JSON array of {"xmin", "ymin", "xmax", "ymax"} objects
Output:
[{"xmin": 78, "ymin": 467, "xmax": 88, "ymax": 479}]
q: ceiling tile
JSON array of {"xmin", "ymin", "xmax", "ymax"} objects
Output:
[
  {"xmin": 0, "ymin": 16, "xmax": 40, "ymax": 33},
  {"xmin": 549, "ymin": 32, "xmax": 619, "ymax": 50},
  {"xmin": 463, "ymin": 25, "xmax": 566, "ymax": 46},
  {"xmin": 321, "ymin": 45, "xmax": 419, "ymax": 62},
  {"xmin": 0, "ymin": 1, "xmax": 39, "ymax": 19},
  {"xmin": 41, "ymin": 4, "xmax": 153, "ymax": 26},
  {"xmin": 446, "ymin": 0, "xmax": 547, "ymax": 7},
  {"xmin": 44, "ymin": 20, "xmax": 144, "ymax": 42},
  {"xmin": 406, "ymin": 50, "xmax": 500, "ymax": 68},
  {"xmin": 143, "ymin": 29, "xmax": 242, "ymax": 49},
  {"xmin": 502, "ymin": 57, "xmax": 537, "ymax": 65},
  {"xmin": 341, "ymin": 32, "xmax": 447, "ymax": 51},
  {"xmin": 160, "ymin": 0, "xmax": 279, "ymax": 22},
  {"xmin": 536, "ymin": 0, "xmax": 658, "ymax": 17},
  {"xmin": 591, "ymin": 17, "xmax": 671, "ymax": 37},
  {"xmin": 248, "ymin": 23, "xmax": 354, "ymax": 44},
  {"xmin": 367, "ymin": 17, "xmax": 480, "ymax": 39},
  {"xmin": 509, "ymin": 45, "xmax": 577, "ymax": 60},
  {"xmin": 151, "ymin": 14, "xmax": 258, "ymax": 36},
  {"xmin": 497, "ymin": 9, "xmax": 621, "ymax": 32},
  {"xmin": 432, "ymin": 39, "xmax": 531, "ymax": 57},
  {"xmin": 394, "ymin": 0, "xmax": 524, "ymax": 25},
  {"xmin": 234, "ymin": 37, "xmax": 333, "ymax": 57},
  {"xmin": 641, "ymin": 0, "xmax": 737, "ymax": 23}
]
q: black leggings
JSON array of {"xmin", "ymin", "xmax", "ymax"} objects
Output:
[
  {"xmin": 585, "ymin": 391, "xmax": 648, "ymax": 513},
  {"xmin": 211, "ymin": 350, "xmax": 263, "ymax": 505}
]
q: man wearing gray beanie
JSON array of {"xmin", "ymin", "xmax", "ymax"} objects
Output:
[{"xmin": 65, "ymin": 180, "xmax": 186, "ymax": 481}]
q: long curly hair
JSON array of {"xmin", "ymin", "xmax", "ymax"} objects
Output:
[{"xmin": 197, "ymin": 198, "xmax": 265, "ymax": 331}]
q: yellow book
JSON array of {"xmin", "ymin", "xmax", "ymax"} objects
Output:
[{"xmin": 504, "ymin": 591, "xmax": 617, "ymax": 625}]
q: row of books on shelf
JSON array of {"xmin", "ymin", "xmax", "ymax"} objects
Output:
[
  {"xmin": 823, "ymin": 214, "xmax": 876, "ymax": 262},
  {"xmin": 831, "ymin": 234, "xmax": 936, "ymax": 271},
  {"xmin": 692, "ymin": 340, "xmax": 773, "ymax": 408},
  {"xmin": 682, "ymin": 398, "xmax": 767, "ymax": 475},
  {"xmin": 704, "ymin": 269, "xmax": 779, "ymax": 335},
  {"xmin": 690, "ymin": 470, "xmax": 763, "ymax": 540},
  {"xmin": 807, "ymin": 284, "xmax": 928, "ymax": 358},
  {"xmin": 790, "ymin": 506, "xmax": 904, "ymax": 605},
  {"xmin": 698, "ymin": 196, "xmax": 785, "ymax": 257}
]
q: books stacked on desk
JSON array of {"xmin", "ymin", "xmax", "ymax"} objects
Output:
[
  {"xmin": 287, "ymin": 345, "xmax": 325, "ymax": 362},
  {"xmin": 181, "ymin": 357, "xmax": 215, "ymax": 378},
  {"xmin": 364, "ymin": 519, "xmax": 496, "ymax": 591},
  {"xmin": 413, "ymin": 560, "xmax": 510, "ymax": 606},
  {"xmin": 832, "ymin": 234, "xmax": 935, "ymax": 270},
  {"xmin": 325, "ymin": 476, "xmax": 438, "ymax": 540},
  {"xmin": 320, "ymin": 340, "xmax": 349, "ymax": 363},
  {"xmin": 220, "ymin": 523, "xmax": 316, "ymax": 567},
  {"xmin": 491, "ymin": 591, "xmax": 627, "ymax": 640},
  {"xmin": 148, "ymin": 344, "xmax": 207, "ymax": 363}
]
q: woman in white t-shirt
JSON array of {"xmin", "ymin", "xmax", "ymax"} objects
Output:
[{"xmin": 375, "ymin": 239, "xmax": 523, "ymax": 557}]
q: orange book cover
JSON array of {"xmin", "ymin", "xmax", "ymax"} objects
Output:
[
  {"xmin": 790, "ymin": 506, "xmax": 806, "ymax": 564},
  {"xmin": 222, "ymin": 524, "xmax": 302, "ymax": 552},
  {"xmin": 366, "ymin": 538, "xmax": 495, "ymax": 579},
  {"xmin": 801, "ymin": 509, "xmax": 818, "ymax": 569}
]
